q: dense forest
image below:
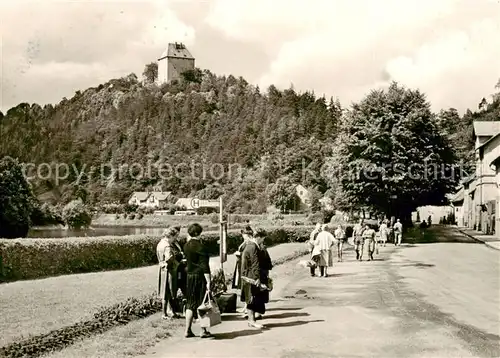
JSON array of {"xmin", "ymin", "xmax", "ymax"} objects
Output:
[{"xmin": 0, "ymin": 67, "xmax": 499, "ymax": 214}]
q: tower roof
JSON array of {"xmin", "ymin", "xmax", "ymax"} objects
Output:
[{"xmin": 158, "ymin": 42, "xmax": 194, "ymax": 61}]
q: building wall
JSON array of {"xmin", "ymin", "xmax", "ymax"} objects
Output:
[
  {"xmin": 472, "ymin": 135, "xmax": 500, "ymax": 232},
  {"xmin": 158, "ymin": 58, "xmax": 168, "ymax": 84},
  {"xmin": 416, "ymin": 205, "xmax": 453, "ymax": 224},
  {"xmin": 167, "ymin": 58, "xmax": 195, "ymax": 83},
  {"xmin": 497, "ymin": 166, "xmax": 500, "ymax": 238}
]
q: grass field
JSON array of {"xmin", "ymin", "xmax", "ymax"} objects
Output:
[{"xmin": 0, "ymin": 243, "xmax": 309, "ymax": 350}]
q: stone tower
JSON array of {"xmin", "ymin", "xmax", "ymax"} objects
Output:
[{"xmin": 157, "ymin": 42, "xmax": 195, "ymax": 84}]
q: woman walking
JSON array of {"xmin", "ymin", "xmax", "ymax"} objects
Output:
[
  {"xmin": 233, "ymin": 226, "xmax": 253, "ymax": 316},
  {"xmin": 308, "ymin": 223, "xmax": 321, "ymax": 276},
  {"xmin": 156, "ymin": 226, "xmax": 183, "ymax": 320},
  {"xmin": 313, "ymin": 224, "xmax": 335, "ymax": 277},
  {"xmin": 334, "ymin": 224, "xmax": 346, "ymax": 262},
  {"xmin": 379, "ymin": 219, "xmax": 389, "ymax": 247},
  {"xmin": 183, "ymin": 223, "xmax": 213, "ymax": 338},
  {"xmin": 241, "ymin": 229, "xmax": 272, "ymax": 329}
]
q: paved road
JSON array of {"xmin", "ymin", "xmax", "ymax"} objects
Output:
[{"xmin": 144, "ymin": 227, "xmax": 500, "ymax": 358}]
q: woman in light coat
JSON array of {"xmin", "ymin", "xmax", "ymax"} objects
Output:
[
  {"xmin": 308, "ymin": 223, "xmax": 322, "ymax": 276},
  {"xmin": 156, "ymin": 226, "xmax": 183, "ymax": 320},
  {"xmin": 313, "ymin": 224, "xmax": 335, "ymax": 277}
]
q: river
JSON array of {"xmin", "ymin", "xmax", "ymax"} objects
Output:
[{"xmin": 27, "ymin": 226, "xmax": 177, "ymax": 238}]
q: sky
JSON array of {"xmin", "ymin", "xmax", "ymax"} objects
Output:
[{"xmin": 1, "ymin": 0, "xmax": 499, "ymax": 114}]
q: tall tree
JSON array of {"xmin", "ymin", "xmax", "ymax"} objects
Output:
[
  {"xmin": 323, "ymin": 82, "xmax": 458, "ymax": 224},
  {"xmin": 0, "ymin": 156, "xmax": 36, "ymax": 238},
  {"xmin": 142, "ymin": 62, "xmax": 158, "ymax": 84}
]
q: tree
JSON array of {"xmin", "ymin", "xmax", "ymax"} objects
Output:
[
  {"xmin": 142, "ymin": 62, "xmax": 158, "ymax": 84},
  {"xmin": 266, "ymin": 177, "xmax": 297, "ymax": 213},
  {"xmin": 323, "ymin": 82, "xmax": 458, "ymax": 225},
  {"xmin": 308, "ymin": 188, "xmax": 322, "ymax": 213},
  {"xmin": 0, "ymin": 156, "xmax": 36, "ymax": 238},
  {"xmin": 62, "ymin": 199, "xmax": 92, "ymax": 229}
]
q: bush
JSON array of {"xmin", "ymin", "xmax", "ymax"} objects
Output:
[
  {"xmin": 136, "ymin": 213, "xmax": 144, "ymax": 220},
  {"xmin": 0, "ymin": 226, "xmax": 313, "ymax": 283},
  {"xmin": 62, "ymin": 199, "xmax": 92, "ymax": 229},
  {"xmin": 31, "ymin": 203, "xmax": 64, "ymax": 226},
  {"xmin": 128, "ymin": 213, "xmax": 136, "ymax": 220}
]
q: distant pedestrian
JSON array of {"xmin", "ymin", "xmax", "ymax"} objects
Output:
[
  {"xmin": 308, "ymin": 223, "xmax": 321, "ymax": 276},
  {"xmin": 394, "ymin": 219, "xmax": 403, "ymax": 246},
  {"xmin": 362, "ymin": 224, "xmax": 376, "ymax": 261},
  {"xmin": 334, "ymin": 224, "xmax": 346, "ymax": 262},
  {"xmin": 183, "ymin": 223, "xmax": 213, "ymax": 338},
  {"xmin": 353, "ymin": 219, "xmax": 366, "ymax": 261},
  {"xmin": 312, "ymin": 224, "xmax": 335, "ymax": 277},
  {"xmin": 379, "ymin": 219, "xmax": 389, "ymax": 247}
]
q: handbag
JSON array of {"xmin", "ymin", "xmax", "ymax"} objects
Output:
[{"xmin": 197, "ymin": 291, "xmax": 221, "ymax": 328}]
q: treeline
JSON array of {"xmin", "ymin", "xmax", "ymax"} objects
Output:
[
  {"xmin": 0, "ymin": 70, "xmax": 340, "ymax": 213},
  {"xmin": 0, "ymin": 68, "xmax": 499, "ymax": 216}
]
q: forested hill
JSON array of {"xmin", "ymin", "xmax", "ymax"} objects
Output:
[
  {"xmin": 0, "ymin": 68, "xmax": 498, "ymax": 214},
  {"xmin": 0, "ymin": 69, "xmax": 342, "ymax": 212}
]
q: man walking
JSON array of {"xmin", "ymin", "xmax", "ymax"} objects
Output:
[
  {"xmin": 394, "ymin": 219, "xmax": 403, "ymax": 246},
  {"xmin": 353, "ymin": 219, "xmax": 365, "ymax": 261},
  {"xmin": 362, "ymin": 224, "xmax": 376, "ymax": 261}
]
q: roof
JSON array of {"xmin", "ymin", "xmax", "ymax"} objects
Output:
[
  {"xmin": 480, "ymin": 131, "xmax": 500, "ymax": 151},
  {"xmin": 472, "ymin": 121, "xmax": 500, "ymax": 137},
  {"xmin": 159, "ymin": 43, "xmax": 194, "ymax": 61},
  {"xmin": 131, "ymin": 192, "xmax": 150, "ymax": 201},
  {"xmin": 175, "ymin": 198, "xmax": 194, "ymax": 209},
  {"xmin": 449, "ymin": 189, "xmax": 464, "ymax": 203},
  {"xmin": 151, "ymin": 192, "xmax": 171, "ymax": 200}
]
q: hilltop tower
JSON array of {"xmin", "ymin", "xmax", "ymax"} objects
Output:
[{"xmin": 157, "ymin": 42, "xmax": 195, "ymax": 84}]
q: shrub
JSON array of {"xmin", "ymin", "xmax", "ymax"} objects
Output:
[
  {"xmin": 0, "ymin": 226, "xmax": 313, "ymax": 283},
  {"xmin": 128, "ymin": 213, "xmax": 136, "ymax": 220},
  {"xmin": 209, "ymin": 213, "xmax": 219, "ymax": 224},
  {"xmin": 115, "ymin": 214, "xmax": 120, "ymax": 220},
  {"xmin": 62, "ymin": 199, "xmax": 92, "ymax": 229},
  {"xmin": 136, "ymin": 213, "xmax": 144, "ymax": 220},
  {"xmin": 231, "ymin": 215, "xmax": 244, "ymax": 223}
]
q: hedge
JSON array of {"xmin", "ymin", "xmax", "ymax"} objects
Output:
[{"xmin": 0, "ymin": 226, "xmax": 314, "ymax": 283}]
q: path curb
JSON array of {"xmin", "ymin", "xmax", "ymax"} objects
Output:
[{"xmin": 456, "ymin": 228, "xmax": 500, "ymax": 251}]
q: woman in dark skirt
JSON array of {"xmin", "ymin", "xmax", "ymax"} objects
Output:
[
  {"xmin": 232, "ymin": 226, "xmax": 253, "ymax": 289},
  {"xmin": 183, "ymin": 223, "xmax": 212, "ymax": 338},
  {"xmin": 241, "ymin": 229, "xmax": 272, "ymax": 329}
]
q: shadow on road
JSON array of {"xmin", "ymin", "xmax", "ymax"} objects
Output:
[
  {"xmin": 213, "ymin": 329, "xmax": 263, "ymax": 340},
  {"xmin": 266, "ymin": 307, "xmax": 303, "ymax": 312},
  {"xmin": 326, "ymin": 273, "xmax": 358, "ymax": 277},
  {"xmin": 264, "ymin": 319, "xmax": 324, "ymax": 329},
  {"xmin": 264, "ymin": 312, "xmax": 310, "ymax": 319}
]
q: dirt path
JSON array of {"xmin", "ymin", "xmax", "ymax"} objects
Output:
[{"xmin": 142, "ymin": 228, "xmax": 500, "ymax": 358}]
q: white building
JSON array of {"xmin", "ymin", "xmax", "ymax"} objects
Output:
[
  {"xmin": 157, "ymin": 43, "xmax": 195, "ymax": 84},
  {"xmin": 128, "ymin": 191, "xmax": 171, "ymax": 208}
]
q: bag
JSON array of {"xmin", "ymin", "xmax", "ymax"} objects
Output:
[{"xmin": 197, "ymin": 291, "xmax": 221, "ymax": 328}]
